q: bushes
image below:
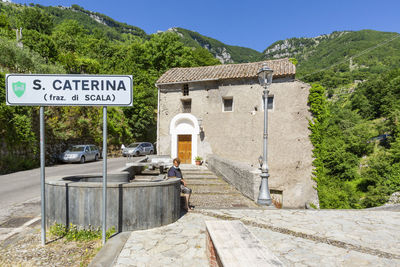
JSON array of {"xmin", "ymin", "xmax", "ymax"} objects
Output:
[
  {"xmin": 0, "ymin": 155, "xmax": 38, "ymax": 175},
  {"xmin": 0, "ymin": 37, "xmax": 64, "ymax": 73},
  {"xmin": 309, "ymin": 77, "xmax": 400, "ymax": 208}
]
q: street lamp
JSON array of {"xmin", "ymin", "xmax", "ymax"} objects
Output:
[{"xmin": 257, "ymin": 63, "xmax": 273, "ymax": 206}]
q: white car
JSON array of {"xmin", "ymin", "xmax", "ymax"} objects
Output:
[
  {"xmin": 122, "ymin": 142, "xmax": 154, "ymax": 157},
  {"xmin": 60, "ymin": 145, "xmax": 100, "ymax": 163}
]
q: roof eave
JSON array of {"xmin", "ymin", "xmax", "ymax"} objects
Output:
[
  {"xmin": 156, "ymin": 78, "xmax": 220, "ymax": 86},
  {"xmin": 156, "ymin": 73, "xmax": 295, "ymax": 86}
]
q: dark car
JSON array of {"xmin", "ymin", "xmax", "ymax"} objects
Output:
[
  {"xmin": 122, "ymin": 142, "xmax": 154, "ymax": 157},
  {"xmin": 60, "ymin": 145, "xmax": 100, "ymax": 163}
]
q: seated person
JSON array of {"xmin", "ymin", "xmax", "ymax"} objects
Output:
[{"xmin": 168, "ymin": 157, "xmax": 193, "ymax": 211}]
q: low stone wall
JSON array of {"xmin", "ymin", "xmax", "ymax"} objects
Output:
[
  {"xmin": 207, "ymin": 154, "xmax": 285, "ymax": 207},
  {"xmin": 207, "ymin": 153, "xmax": 322, "ymax": 209},
  {"xmin": 207, "ymin": 154, "xmax": 261, "ymax": 201}
]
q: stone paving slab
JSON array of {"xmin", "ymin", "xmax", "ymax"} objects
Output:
[
  {"xmin": 114, "ymin": 213, "xmax": 213, "ymax": 267},
  {"xmin": 113, "ymin": 209, "xmax": 400, "ymax": 267},
  {"xmin": 249, "ymin": 225, "xmax": 399, "ymax": 267},
  {"xmin": 200, "ymin": 209, "xmax": 400, "ymax": 257}
]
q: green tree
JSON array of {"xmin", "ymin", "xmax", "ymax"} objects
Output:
[
  {"xmin": 19, "ymin": 7, "xmax": 54, "ymax": 34},
  {"xmin": 191, "ymin": 47, "xmax": 220, "ymax": 66},
  {"xmin": 0, "ymin": 14, "xmax": 14, "ymax": 38},
  {"xmin": 22, "ymin": 29, "xmax": 58, "ymax": 62},
  {"xmin": 52, "ymin": 19, "xmax": 87, "ymax": 53}
]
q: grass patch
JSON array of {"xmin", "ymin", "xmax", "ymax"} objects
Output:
[{"xmin": 49, "ymin": 223, "xmax": 116, "ymax": 242}]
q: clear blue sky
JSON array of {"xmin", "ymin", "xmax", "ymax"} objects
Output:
[{"xmin": 10, "ymin": 0, "xmax": 400, "ymax": 52}]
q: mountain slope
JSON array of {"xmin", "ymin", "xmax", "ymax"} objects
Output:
[
  {"xmin": 263, "ymin": 30, "xmax": 400, "ymax": 86},
  {"xmin": 167, "ymin": 27, "xmax": 262, "ymax": 64},
  {"xmin": 36, "ymin": 4, "xmax": 147, "ymax": 40},
  {"xmin": 263, "ymin": 31, "xmax": 349, "ymax": 60}
]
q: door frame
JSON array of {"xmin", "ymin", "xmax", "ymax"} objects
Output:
[{"xmin": 169, "ymin": 113, "xmax": 200, "ymax": 165}]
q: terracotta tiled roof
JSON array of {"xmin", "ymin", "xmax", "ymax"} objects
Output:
[{"xmin": 156, "ymin": 58, "xmax": 295, "ymax": 85}]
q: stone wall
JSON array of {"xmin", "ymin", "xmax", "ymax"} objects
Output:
[
  {"xmin": 207, "ymin": 154, "xmax": 319, "ymax": 209},
  {"xmin": 207, "ymin": 154, "xmax": 260, "ymax": 201}
]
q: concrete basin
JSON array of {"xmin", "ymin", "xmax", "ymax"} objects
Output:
[{"xmin": 45, "ymin": 174, "xmax": 181, "ymax": 232}]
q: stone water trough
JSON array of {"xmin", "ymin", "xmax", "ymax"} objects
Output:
[{"xmin": 45, "ymin": 163, "xmax": 180, "ymax": 232}]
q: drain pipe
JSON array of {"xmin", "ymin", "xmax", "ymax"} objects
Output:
[{"xmin": 156, "ymin": 84, "xmax": 160, "ymax": 154}]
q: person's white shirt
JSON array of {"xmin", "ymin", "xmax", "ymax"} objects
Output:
[{"xmin": 121, "ymin": 144, "xmax": 125, "ymax": 150}]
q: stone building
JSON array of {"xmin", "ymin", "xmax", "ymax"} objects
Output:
[{"xmin": 156, "ymin": 58, "xmax": 318, "ymax": 208}]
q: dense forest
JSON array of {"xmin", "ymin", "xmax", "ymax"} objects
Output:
[
  {"xmin": 0, "ymin": 2, "xmax": 219, "ymax": 173},
  {"xmin": 278, "ymin": 30, "xmax": 400, "ymax": 208},
  {"xmin": 0, "ymin": 2, "xmax": 399, "ymax": 209}
]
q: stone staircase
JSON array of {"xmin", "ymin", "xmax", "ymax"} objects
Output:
[{"xmin": 180, "ymin": 165, "xmax": 258, "ymax": 209}]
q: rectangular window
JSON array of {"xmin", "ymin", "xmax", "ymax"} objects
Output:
[
  {"xmin": 182, "ymin": 99, "xmax": 191, "ymax": 113},
  {"xmin": 182, "ymin": 84, "xmax": 189, "ymax": 96},
  {"xmin": 267, "ymin": 96, "xmax": 274, "ymax": 110},
  {"xmin": 263, "ymin": 96, "xmax": 274, "ymax": 110},
  {"xmin": 223, "ymin": 98, "xmax": 233, "ymax": 112}
]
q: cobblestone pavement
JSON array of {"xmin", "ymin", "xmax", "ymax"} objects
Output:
[{"xmin": 114, "ymin": 209, "xmax": 400, "ymax": 267}]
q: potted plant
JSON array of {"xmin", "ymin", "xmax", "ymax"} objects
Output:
[{"xmin": 195, "ymin": 156, "xmax": 203, "ymax": 165}]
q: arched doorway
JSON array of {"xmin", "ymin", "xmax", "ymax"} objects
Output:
[{"xmin": 169, "ymin": 114, "xmax": 200, "ymax": 164}]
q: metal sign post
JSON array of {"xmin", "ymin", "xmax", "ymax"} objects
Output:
[
  {"xmin": 6, "ymin": 74, "xmax": 132, "ymax": 245},
  {"xmin": 40, "ymin": 106, "xmax": 45, "ymax": 245},
  {"xmin": 102, "ymin": 106, "xmax": 107, "ymax": 245}
]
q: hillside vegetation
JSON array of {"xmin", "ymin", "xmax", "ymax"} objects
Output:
[
  {"xmin": 38, "ymin": 4, "xmax": 147, "ymax": 40},
  {"xmin": 168, "ymin": 27, "xmax": 262, "ymax": 63},
  {"xmin": 265, "ymin": 30, "xmax": 400, "ymax": 208},
  {"xmin": 0, "ymin": 2, "xmax": 219, "ymax": 174}
]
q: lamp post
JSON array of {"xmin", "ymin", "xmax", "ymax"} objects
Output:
[{"xmin": 257, "ymin": 63, "xmax": 273, "ymax": 206}]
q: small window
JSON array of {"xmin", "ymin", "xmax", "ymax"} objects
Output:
[
  {"xmin": 263, "ymin": 96, "xmax": 274, "ymax": 110},
  {"xmin": 182, "ymin": 99, "xmax": 191, "ymax": 113},
  {"xmin": 267, "ymin": 96, "xmax": 274, "ymax": 110},
  {"xmin": 182, "ymin": 84, "xmax": 189, "ymax": 96},
  {"xmin": 223, "ymin": 98, "xmax": 233, "ymax": 112}
]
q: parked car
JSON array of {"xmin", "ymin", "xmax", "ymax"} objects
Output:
[
  {"xmin": 60, "ymin": 145, "xmax": 100, "ymax": 163},
  {"xmin": 122, "ymin": 142, "xmax": 154, "ymax": 157}
]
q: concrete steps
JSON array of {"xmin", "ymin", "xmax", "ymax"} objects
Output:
[
  {"xmin": 190, "ymin": 193, "xmax": 256, "ymax": 209},
  {"xmin": 183, "ymin": 171, "xmax": 214, "ymax": 175},
  {"xmin": 181, "ymin": 174, "xmax": 219, "ymax": 179},
  {"xmin": 180, "ymin": 166, "xmax": 258, "ymax": 209},
  {"xmin": 191, "ymin": 186, "xmax": 239, "ymax": 194},
  {"xmin": 185, "ymin": 179, "xmax": 226, "ymax": 185},
  {"xmin": 142, "ymin": 165, "xmax": 258, "ymax": 209}
]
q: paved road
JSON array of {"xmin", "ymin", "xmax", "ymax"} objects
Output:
[{"xmin": 0, "ymin": 157, "xmax": 141, "ymax": 212}]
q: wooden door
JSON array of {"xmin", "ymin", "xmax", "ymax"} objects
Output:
[{"xmin": 178, "ymin": 135, "xmax": 192, "ymax": 164}]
